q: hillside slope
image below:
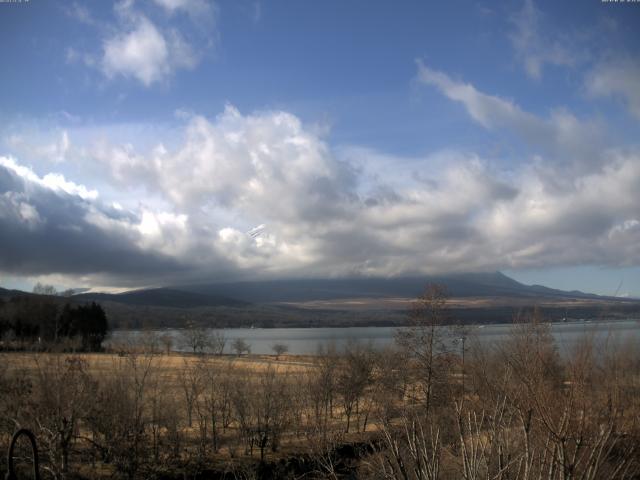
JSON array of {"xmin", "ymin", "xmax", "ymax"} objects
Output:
[
  {"xmin": 73, "ymin": 288, "xmax": 247, "ymax": 309},
  {"xmin": 175, "ymin": 272, "xmax": 611, "ymax": 304}
]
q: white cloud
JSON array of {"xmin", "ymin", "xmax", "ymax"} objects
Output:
[
  {"xmin": 7, "ymin": 130, "xmax": 70, "ymax": 164},
  {"xmin": 41, "ymin": 173, "xmax": 98, "ymax": 200},
  {"xmin": 63, "ymin": 2, "xmax": 98, "ymax": 26},
  {"xmin": 2, "ymin": 95, "xmax": 640, "ymax": 287},
  {"xmin": 102, "ymin": 16, "xmax": 171, "ymax": 86},
  {"xmin": 586, "ymin": 58, "xmax": 640, "ymax": 119},
  {"xmin": 509, "ymin": 0, "xmax": 576, "ymax": 79},
  {"xmin": 416, "ymin": 61, "xmax": 605, "ymax": 171},
  {"xmin": 153, "ymin": 0, "xmax": 193, "ymax": 11},
  {"xmin": 0, "ymin": 156, "xmax": 97, "ymax": 200},
  {"xmin": 166, "ymin": 29, "xmax": 199, "ymax": 69},
  {"xmin": 416, "ymin": 61, "xmax": 540, "ymax": 131},
  {"xmin": 66, "ymin": 1, "xmax": 210, "ymax": 87},
  {"xmin": 153, "ymin": 0, "xmax": 213, "ymax": 18},
  {"xmin": 67, "ymin": 104, "xmax": 639, "ymax": 282}
]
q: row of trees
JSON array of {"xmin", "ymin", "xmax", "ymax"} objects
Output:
[
  {"xmin": 0, "ymin": 294, "xmax": 109, "ymax": 351},
  {"xmin": 0, "ymin": 344, "xmax": 398, "ymax": 478},
  {"xmin": 376, "ymin": 286, "xmax": 640, "ymax": 480},
  {"xmin": 138, "ymin": 323, "xmax": 286, "ymax": 357}
]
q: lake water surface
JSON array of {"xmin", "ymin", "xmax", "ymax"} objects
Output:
[{"xmin": 109, "ymin": 319, "xmax": 640, "ymax": 355}]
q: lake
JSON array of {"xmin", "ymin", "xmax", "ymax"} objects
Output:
[{"xmin": 109, "ymin": 318, "xmax": 640, "ymax": 355}]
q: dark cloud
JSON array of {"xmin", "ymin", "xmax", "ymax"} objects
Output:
[{"xmin": 0, "ymin": 163, "xmax": 187, "ymax": 280}]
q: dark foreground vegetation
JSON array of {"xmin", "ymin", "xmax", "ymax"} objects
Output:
[{"xmin": 1, "ymin": 286, "xmax": 639, "ymax": 479}]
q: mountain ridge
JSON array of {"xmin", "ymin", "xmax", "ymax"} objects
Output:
[
  {"xmin": 72, "ymin": 288, "xmax": 247, "ymax": 309},
  {"xmin": 172, "ymin": 271, "xmax": 615, "ymax": 304},
  {"xmin": 1, "ymin": 272, "xmax": 635, "ymax": 310}
]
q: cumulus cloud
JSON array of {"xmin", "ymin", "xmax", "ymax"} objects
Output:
[
  {"xmin": 66, "ymin": 1, "xmax": 210, "ymax": 86},
  {"xmin": 2, "ymin": 94, "xmax": 640, "ymax": 288},
  {"xmin": 102, "ymin": 16, "xmax": 171, "ymax": 86},
  {"xmin": 0, "ymin": 157, "xmax": 97, "ymax": 200},
  {"xmin": 0, "ymin": 156, "xmax": 193, "ymax": 285},
  {"xmin": 586, "ymin": 58, "xmax": 640, "ymax": 119},
  {"xmin": 101, "ymin": 10, "xmax": 199, "ymax": 86}
]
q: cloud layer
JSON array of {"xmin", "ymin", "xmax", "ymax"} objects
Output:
[
  {"xmin": 0, "ymin": 157, "xmax": 187, "ymax": 283},
  {"xmin": 2, "ymin": 80, "xmax": 640, "ymax": 288},
  {"xmin": 586, "ymin": 58, "xmax": 640, "ymax": 119}
]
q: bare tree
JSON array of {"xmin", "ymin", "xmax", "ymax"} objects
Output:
[
  {"xmin": 378, "ymin": 415, "xmax": 442, "ymax": 480},
  {"xmin": 210, "ymin": 330, "xmax": 227, "ymax": 355},
  {"xmin": 179, "ymin": 358, "xmax": 203, "ymax": 428},
  {"xmin": 159, "ymin": 332, "xmax": 173, "ymax": 355},
  {"xmin": 191, "ymin": 360, "xmax": 211, "ymax": 457},
  {"xmin": 180, "ymin": 322, "xmax": 212, "ymax": 354},
  {"xmin": 395, "ymin": 283, "xmax": 450, "ymax": 414},
  {"xmin": 372, "ymin": 346, "xmax": 410, "ymax": 424},
  {"xmin": 32, "ymin": 282, "xmax": 57, "ymax": 296},
  {"xmin": 252, "ymin": 367, "xmax": 291, "ymax": 460},
  {"xmin": 230, "ymin": 376, "xmax": 253, "ymax": 455},
  {"xmin": 32, "ymin": 354, "xmax": 94, "ymax": 477},
  {"xmin": 307, "ymin": 426, "xmax": 345, "ymax": 480},
  {"xmin": 271, "ymin": 343, "xmax": 289, "ymax": 360},
  {"xmin": 304, "ymin": 342, "xmax": 340, "ymax": 445},
  {"xmin": 336, "ymin": 341, "xmax": 373, "ymax": 433},
  {"xmin": 231, "ymin": 338, "xmax": 251, "ymax": 356},
  {"xmin": 450, "ymin": 322, "xmax": 476, "ymax": 400},
  {"xmin": 140, "ymin": 329, "xmax": 161, "ymax": 354},
  {"xmin": 200, "ymin": 358, "xmax": 230, "ymax": 452},
  {"xmin": 84, "ymin": 352, "xmax": 156, "ymax": 479}
]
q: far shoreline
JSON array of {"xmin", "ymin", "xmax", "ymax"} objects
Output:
[{"xmin": 110, "ymin": 316, "xmax": 640, "ymax": 331}]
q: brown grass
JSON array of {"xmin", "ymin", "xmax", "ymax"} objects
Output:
[{"xmin": 0, "ymin": 351, "xmax": 316, "ymax": 375}]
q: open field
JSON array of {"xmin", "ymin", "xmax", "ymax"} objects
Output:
[{"xmin": 0, "ymin": 351, "xmax": 318, "ymax": 375}]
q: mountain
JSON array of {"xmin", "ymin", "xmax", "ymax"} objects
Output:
[
  {"xmin": 2, "ymin": 273, "xmax": 638, "ymax": 328},
  {"xmin": 0, "ymin": 272, "xmax": 626, "ymax": 308},
  {"xmin": 175, "ymin": 272, "xmax": 608, "ymax": 304},
  {"xmin": 73, "ymin": 288, "xmax": 247, "ymax": 309}
]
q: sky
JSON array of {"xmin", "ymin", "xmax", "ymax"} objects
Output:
[{"xmin": 0, "ymin": 0, "xmax": 639, "ymax": 296}]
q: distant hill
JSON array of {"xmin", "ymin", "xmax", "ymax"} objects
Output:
[
  {"xmin": 0, "ymin": 286, "xmax": 34, "ymax": 300},
  {"xmin": 73, "ymin": 288, "xmax": 247, "ymax": 309},
  {"xmin": 159, "ymin": 273, "xmax": 639, "ymax": 327},
  {"xmin": 175, "ymin": 272, "xmax": 611, "ymax": 304},
  {"xmin": 1, "ymin": 273, "xmax": 638, "ymax": 328}
]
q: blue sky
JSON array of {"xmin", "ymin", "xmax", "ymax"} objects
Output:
[{"xmin": 0, "ymin": 0, "xmax": 639, "ymax": 296}]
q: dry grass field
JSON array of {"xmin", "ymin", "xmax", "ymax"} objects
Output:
[
  {"xmin": 0, "ymin": 348, "xmax": 380, "ymax": 478},
  {"xmin": 2, "ymin": 315, "xmax": 640, "ymax": 479},
  {"xmin": 0, "ymin": 351, "xmax": 317, "ymax": 376}
]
